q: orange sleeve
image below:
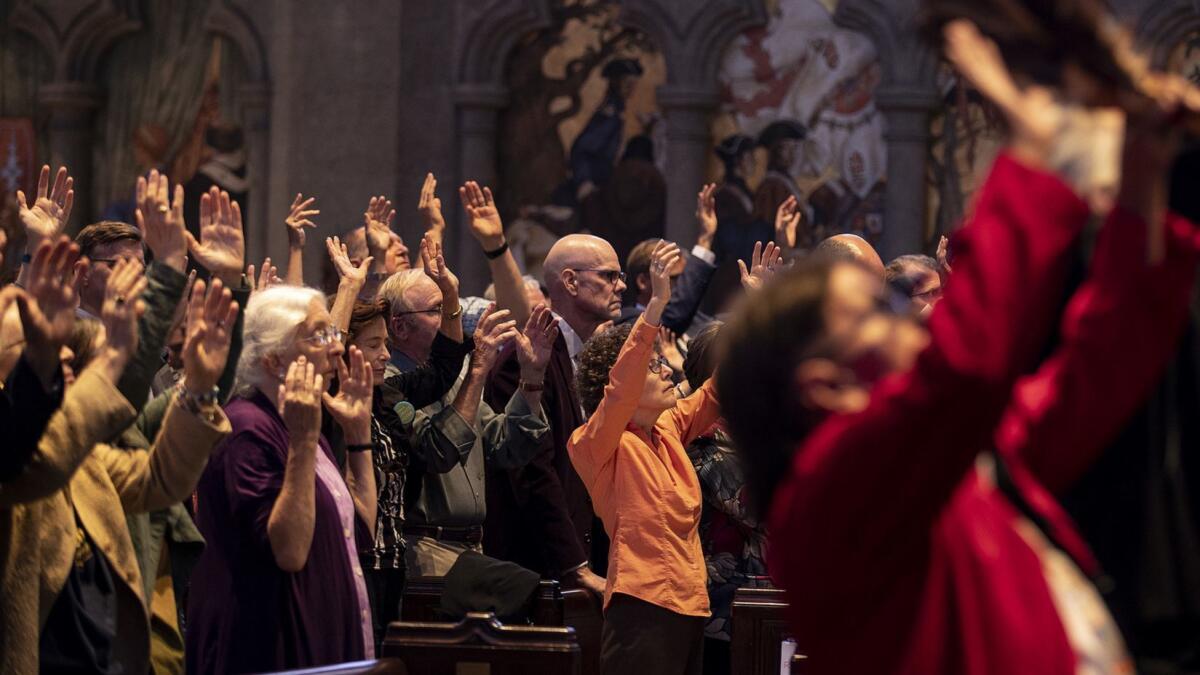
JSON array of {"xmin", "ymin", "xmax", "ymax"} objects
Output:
[
  {"xmin": 567, "ymin": 316, "xmax": 658, "ymax": 486},
  {"xmin": 662, "ymin": 378, "xmax": 720, "ymax": 446}
]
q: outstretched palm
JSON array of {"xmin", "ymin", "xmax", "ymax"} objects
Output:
[
  {"xmin": 322, "ymin": 346, "xmax": 374, "ymax": 434},
  {"xmin": 364, "ymin": 196, "xmax": 395, "ymax": 258},
  {"xmin": 187, "ymin": 187, "xmax": 246, "ymax": 277},
  {"xmin": 17, "ymin": 165, "xmax": 74, "ymax": 244},
  {"xmin": 326, "ymin": 236, "xmax": 369, "ymax": 285},
  {"xmin": 18, "ymin": 238, "xmax": 82, "ymax": 349},
  {"xmin": 459, "ymin": 181, "xmax": 504, "ymax": 246},
  {"xmin": 514, "ymin": 304, "xmax": 559, "ymax": 373},
  {"xmin": 182, "ymin": 277, "xmax": 239, "ymax": 391}
]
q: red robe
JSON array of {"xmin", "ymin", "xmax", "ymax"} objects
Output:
[{"xmin": 768, "ymin": 154, "xmax": 1200, "ymax": 674}]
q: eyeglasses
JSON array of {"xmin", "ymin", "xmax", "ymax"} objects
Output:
[
  {"xmin": 92, "ymin": 257, "xmax": 145, "ymax": 270},
  {"xmin": 648, "ymin": 356, "xmax": 671, "ymax": 375},
  {"xmin": 394, "ymin": 303, "xmax": 442, "ymax": 316},
  {"xmin": 301, "ymin": 326, "xmax": 345, "ymax": 346},
  {"xmin": 575, "ymin": 269, "xmax": 626, "ymax": 285}
]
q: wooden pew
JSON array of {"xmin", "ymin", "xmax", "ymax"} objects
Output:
[
  {"xmin": 731, "ymin": 587, "xmax": 795, "ymax": 675},
  {"xmin": 401, "ymin": 577, "xmax": 602, "ymax": 675},
  {"xmin": 382, "ymin": 611, "xmax": 580, "ymax": 675}
]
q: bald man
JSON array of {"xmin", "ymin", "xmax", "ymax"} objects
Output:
[
  {"xmin": 342, "ymin": 225, "xmax": 411, "ymax": 274},
  {"xmin": 814, "ymin": 233, "xmax": 885, "ymax": 277},
  {"xmin": 484, "ymin": 234, "xmax": 625, "ymax": 598}
]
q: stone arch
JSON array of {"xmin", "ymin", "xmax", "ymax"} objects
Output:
[
  {"xmin": 8, "ymin": 0, "xmax": 143, "ymax": 82},
  {"xmin": 203, "ymin": 1, "xmax": 270, "ymax": 83},
  {"xmin": 457, "ymin": 0, "xmax": 555, "ymax": 88},
  {"xmin": 1135, "ymin": 0, "xmax": 1200, "ymax": 69}
]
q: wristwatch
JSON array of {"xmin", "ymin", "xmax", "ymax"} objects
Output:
[
  {"xmin": 177, "ymin": 384, "xmax": 221, "ymax": 423},
  {"xmin": 519, "ymin": 380, "xmax": 545, "ymax": 393}
]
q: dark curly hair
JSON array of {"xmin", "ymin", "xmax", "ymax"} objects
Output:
[{"xmin": 576, "ymin": 322, "xmax": 635, "ymax": 417}]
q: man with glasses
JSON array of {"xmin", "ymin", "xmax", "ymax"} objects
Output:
[
  {"xmin": 884, "ymin": 254, "xmax": 944, "ymax": 315},
  {"xmin": 73, "ymin": 221, "xmax": 146, "ymax": 320},
  {"xmin": 485, "ymin": 233, "xmax": 628, "ymax": 599},
  {"xmin": 378, "ymin": 267, "xmax": 551, "ymax": 577}
]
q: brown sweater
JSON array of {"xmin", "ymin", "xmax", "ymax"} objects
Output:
[{"xmin": 0, "ymin": 367, "xmax": 230, "ymax": 674}]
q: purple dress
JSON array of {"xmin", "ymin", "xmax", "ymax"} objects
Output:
[{"xmin": 186, "ymin": 392, "xmax": 372, "ymax": 674}]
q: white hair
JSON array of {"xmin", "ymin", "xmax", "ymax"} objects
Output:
[{"xmin": 234, "ymin": 285, "xmax": 324, "ymax": 394}]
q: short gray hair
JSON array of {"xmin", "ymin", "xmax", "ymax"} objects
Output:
[
  {"xmin": 378, "ymin": 269, "xmax": 428, "ymax": 315},
  {"xmin": 234, "ymin": 285, "xmax": 324, "ymax": 394}
]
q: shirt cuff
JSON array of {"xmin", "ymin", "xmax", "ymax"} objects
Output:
[{"xmin": 690, "ymin": 245, "xmax": 716, "ymax": 266}]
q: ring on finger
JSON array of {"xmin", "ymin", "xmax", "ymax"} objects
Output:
[
  {"xmin": 157, "ymin": 204, "xmax": 169, "ymax": 214},
  {"xmin": 114, "ymin": 294, "xmax": 126, "ymax": 305}
]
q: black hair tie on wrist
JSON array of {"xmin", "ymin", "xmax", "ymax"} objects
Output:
[
  {"xmin": 483, "ymin": 241, "xmax": 509, "ymax": 260},
  {"xmin": 346, "ymin": 443, "xmax": 374, "ymax": 453}
]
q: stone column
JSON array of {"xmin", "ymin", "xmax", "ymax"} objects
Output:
[
  {"xmin": 658, "ymin": 86, "xmax": 719, "ymax": 248},
  {"xmin": 38, "ymin": 82, "xmax": 101, "ymax": 234},
  {"xmin": 454, "ymin": 83, "xmax": 509, "ymax": 296},
  {"xmin": 875, "ymin": 85, "xmax": 940, "ymax": 261},
  {"xmin": 239, "ymin": 82, "xmax": 272, "ymax": 263}
]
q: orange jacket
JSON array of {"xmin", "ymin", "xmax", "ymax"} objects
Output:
[{"xmin": 568, "ymin": 316, "xmax": 720, "ymax": 616}]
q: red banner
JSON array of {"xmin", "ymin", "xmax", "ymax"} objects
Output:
[{"xmin": 0, "ymin": 118, "xmax": 36, "ymax": 198}]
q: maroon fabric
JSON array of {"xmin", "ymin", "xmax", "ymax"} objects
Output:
[
  {"xmin": 186, "ymin": 392, "xmax": 367, "ymax": 674},
  {"xmin": 767, "ymin": 154, "xmax": 1200, "ymax": 674},
  {"xmin": 484, "ymin": 333, "xmax": 594, "ymax": 577}
]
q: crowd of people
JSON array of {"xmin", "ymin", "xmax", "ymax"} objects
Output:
[{"xmin": 2, "ymin": 11, "xmax": 1200, "ymax": 675}]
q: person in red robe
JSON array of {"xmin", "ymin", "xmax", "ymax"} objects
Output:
[{"xmin": 717, "ymin": 21, "xmax": 1200, "ymax": 675}]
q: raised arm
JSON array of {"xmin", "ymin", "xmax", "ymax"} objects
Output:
[
  {"xmin": 267, "ymin": 356, "xmax": 324, "ymax": 572},
  {"xmin": 419, "ymin": 173, "xmax": 446, "ymax": 248},
  {"xmin": 460, "ymin": 180, "xmax": 532, "ymax": 329},
  {"xmin": 284, "ymin": 193, "xmax": 318, "ymax": 286},
  {"xmin": 326, "ymin": 235, "xmax": 370, "ymax": 333},
  {"xmin": 100, "ymin": 276, "xmax": 237, "ymax": 513},
  {"xmin": 419, "ymin": 235, "xmax": 464, "ymax": 343},
  {"xmin": 0, "ymin": 240, "xmax": 138, "ymax": 504},
  {"xmin": 15, "ymin": 165, "xmax": 73, "ymax": 289},
  {"xmin": 120, "ymin": 170, "xmax": 190, "ymax": 407},
  {"xmin": 323, "ymin": 346, "xmax": 377, "ymax": 535},
  {"xmin": 361, "ymin": 195, "xmax": 395, "ymax": 300},
  {"xmin": 999, "ymin": 119, "xmax": 1200, "ymax": 493},
  {"xmin": 569, "ymin": 242, "xmax": 681, "ymax": 481},
  {"xmin": 768, "ymin": 20, "xmax": 1093, "ymax": 626},
  {"xmin": 186, "ymin": 186, "xmax": 246, "ymax": 288},
  {"xmin": 659, "ymin": 185, "xmax": 719, "ymax": 334}
]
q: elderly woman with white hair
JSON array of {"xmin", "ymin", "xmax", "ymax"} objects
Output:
[{"xmin": 186, "ymin": 285, "xmax": 379, "ymax": 674}]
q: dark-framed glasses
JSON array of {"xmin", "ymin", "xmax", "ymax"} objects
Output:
[
  {"xmin": 394, "ymin": 303, "xmax": 443, "ymax": 316},
  {"xmin": 648, "ymin": 356, "xmax": 671, "ymax": 375},
  {"xmin": 575, "ymin": 269, "xmax": 626, "ymax": 285}
]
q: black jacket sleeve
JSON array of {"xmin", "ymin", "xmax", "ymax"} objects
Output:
[
  {"xmin": 0, "ymin": 354, "xmax": 64, "ymax": 481},
  {"xmin": 384, "ymin": 332, "xmax": 472, "ymax": 410}
]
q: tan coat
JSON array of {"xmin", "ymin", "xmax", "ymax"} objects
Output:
[{"xmin": 0, "ymin": 367, "xmax": 231, "ymax": 675}]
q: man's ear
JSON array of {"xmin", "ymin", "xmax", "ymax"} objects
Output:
[
  {"xmin": 793, "ymin": 358, "xmax": 867, "ymax": 416},
  {"xmin": 562, "ymin": 270, "xmax": 580, "ymax": 297},
  {"xmin": 73, "ymin": 259, "xmax": 89, "ymax": 289}
]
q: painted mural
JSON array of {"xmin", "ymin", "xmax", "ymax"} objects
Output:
[{"xmin": 715, "ymin": 0, "xmax": 886, "ymax": 243}]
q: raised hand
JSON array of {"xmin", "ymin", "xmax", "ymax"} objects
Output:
[
  {"xmin": 181, "ymin": 277, "xmax": 238, "ymax": 393},
  {"xmin": 419, "ymin": 235, "xmax": 459, "ymax": 296},
  {"xmin": 738, "ymin": 241, "xmax": 783, "ymax": 292},
  {"xmin": 16, "ymin": 165, "xmax": 74, "ymax": 246},
  {"xmin": 278, "ymin": 355, "xmax": 323, "ymax": 446},
  {"xmin": 136, "ymin": 169, "xmax": 188, "ymax": 272},
  {"xmin": 245, "ymin": 257, "xmax": 281, "ymax": 295},
  {"xmin": 774, "ymin": 195, "xmax": 803, "ymax": 250},
  {"xmin": 187, "ymin": 187, "xmax": 245, "ymax": 282},
  {"xmin": 695, "ymin": 183, "xmax": 717, "ymax": 250},
  {"xmin": 649, "ymin": 240, "xmax": 682, "ymax": 306},
  {"xmin": 101, "ymin": 257, "xmax": 150, "ymax": 366},
  {"xmin": 514, "ymin": 304, "xmax": 559, "ymax": 377},
  {"xmin": 364, "ymin": 195, "xmax": 395, "ymax": 262},
  {"xmin": 658, "ymin": 326, "xmax": 684, "ymax": 374},
  {"xmin": 459, "ymin": 180, "xmax": 505, "ymax": 250},
  {"xmin": 943, "ymin": 20, "xmax": 1061, "ymax": 163},
  {"xmin": 471, "ymin": 304, "xmax": 518, "ymax": 373},
  {"xmin": 322, "ymin": 345, "xmax": 374, "ymax": 441},
  {"xmin": 419, "ymin": 173, "xmax": 446, "ymax": 240},
  {"xmin": 15, "ymin": 238, "xmax": 83, "ymax": 382},
  {"xmin": 936, "ymin": 235, "xmax": 953, "ymax": 276},
  {"xmin": 286, "ymin": 193, "xmax": 319, "ymax": 249},
  {"xmin": 326, "ymin": 236, "xmax": 370, "ymax": 286}
]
